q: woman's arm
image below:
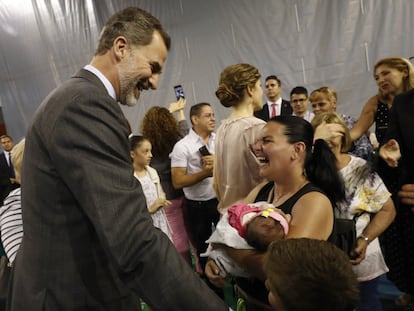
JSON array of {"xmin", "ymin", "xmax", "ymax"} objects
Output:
[
  {"xmin": 169, "ymin": 98, "xmax": 186, "ymax": 122},
  {"xmin": 350, "ymin": 198, "xmax": 395, "ymax": 264},
  {"xmin": 207, "ymin": 190, "xmax": 334, "ymax": 280},
  {"xmin": 350, "ymin": 95, "xmax": 378, "ymax": 141},
  {"xmin": 286, "ymin": 192, "xmax": 334, "ymax": 239}
]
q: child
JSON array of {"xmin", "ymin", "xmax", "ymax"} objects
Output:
[
  {"xmin": 130, "ymin": 135, "xmax": 173, "ymax": 241},
  {"xmin": 203, "ymin": 202, "xmax": 289, "ymax": 277}
]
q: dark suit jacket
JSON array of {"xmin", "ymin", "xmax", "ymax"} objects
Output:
[
  {"xmin": 383, "ymin": 89, "xmax": 414, "ymax": 186},
  {"xmin": 8, "ymin": 69, "xmax": 227, "ymax": 311},
  {"xmin": 0, "ymin": 152, "xmax": 18, "ymax": 204},
  {"xmin": 254, "ymin": 99, "xmax": 293, "ymax": 121}
]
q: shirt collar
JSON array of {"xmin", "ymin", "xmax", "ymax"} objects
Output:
[
  {"xmin": 268, "ymin": 97, "xmax": 282, "ymax": 106},
  {"xmin": 188, "ymin": 128, "xmax": 215, "ymax": 143},
  {"xmin": 84, "ymin": 64, "xmax": 117, "ymax": 100}
]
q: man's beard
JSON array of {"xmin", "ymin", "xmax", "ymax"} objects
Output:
[{"xmin": 119, "ymin": 80, "xmax": 140, "ymax": 107}]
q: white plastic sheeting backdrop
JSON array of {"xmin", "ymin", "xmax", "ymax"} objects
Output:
[{"xmin": 0, "ymin": 0, "xmax": 413, "ymax": 139}]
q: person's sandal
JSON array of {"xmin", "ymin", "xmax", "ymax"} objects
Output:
[{"xmin": 395, "ymin": 293, "xmax": 414, "ymax": 307}]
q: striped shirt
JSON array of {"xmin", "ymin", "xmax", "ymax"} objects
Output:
[{"xmin": 0, "ymin": 188, "xmax": 23, "ymax": 263}]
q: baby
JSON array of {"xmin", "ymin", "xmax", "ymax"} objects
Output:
[{"xmin": 203, "ymin": 202, "xmax": 290, "ymax": 277}]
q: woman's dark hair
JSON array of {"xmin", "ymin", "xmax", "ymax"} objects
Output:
[
  {"xmin": 129, "ymin": 135, "xmax": 148, "ymax": 151},
  {"xmin": 141, "ymin": 106, "xmax": 181, "ymax": 158},
  {"xmin": 269, "ymin": 115, "xmax": 345, "ymax": 204}
]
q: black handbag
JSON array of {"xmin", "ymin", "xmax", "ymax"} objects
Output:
[
  {"xmin": 330, "ymin": 212, "xmax": 368, "ymax": 259},
  {"xmin": 331, "ymin": 217, "xmax": 357, "ymax": 258}
]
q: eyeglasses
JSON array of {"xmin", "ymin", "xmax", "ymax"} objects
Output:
[{"xmin": 291, "ymin": 98, "xmax": 307, "ymax": 104}]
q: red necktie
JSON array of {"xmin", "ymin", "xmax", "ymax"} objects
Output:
[{"xmin": 271, "ymin": 103, "xmax": 277, "ymax": 118}]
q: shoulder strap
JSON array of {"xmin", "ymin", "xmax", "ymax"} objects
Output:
[
  {"xmin": 254, "ymin": 182, "xmax": 274, "ymax": 202},
  {"xmin": 278, "ymin": 183, "xmax": 323, "ymax": 214}
]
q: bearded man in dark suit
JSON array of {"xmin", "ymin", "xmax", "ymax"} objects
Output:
[{"xmin": 7, "ymin": 7, "xmax": 227, "ymax": 311}]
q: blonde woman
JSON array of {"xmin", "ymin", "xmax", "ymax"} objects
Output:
[{"xmin": 309, "ymin": 86, "xmax": 373, "ymax": 160}]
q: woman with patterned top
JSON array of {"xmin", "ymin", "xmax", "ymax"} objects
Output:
[{"xmin": 312, "ymin": 112, "xmax": 395, "ymax": 311}]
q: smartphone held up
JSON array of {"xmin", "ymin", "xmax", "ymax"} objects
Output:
[{"xmin": 174, "ymin": 85, "xmax": 185, "ymax": 100}]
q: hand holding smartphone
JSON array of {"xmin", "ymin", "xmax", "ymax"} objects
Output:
[
  {"xmin": 174, "ymin": 85, "xmax": 185, "ymax": 100},
  {"xmin": 199, "ymin": 145, "xmax": 211, "ymax": 156}
]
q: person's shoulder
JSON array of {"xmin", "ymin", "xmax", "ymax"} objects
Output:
[
  {"xmin": 170, "ymin": 134, "xmax": 191, "ymax": 154},
  {"xmin": 238, "ymin": 116, "xmax": 266, "ymax": 128},
  {"xmin": 394, "ymin": 88, "xmax": 414, "ymax": 104},
  {"xmin": 294, "ymin": 190, "xmax": 331, "ymax": 212},
  {"xmin": 282, "ymin": 99, "xmax": 290, "ymax": 104}
]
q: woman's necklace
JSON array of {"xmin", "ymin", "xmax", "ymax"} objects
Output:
[{"xmin": 267, "ymin": 180, "xmax": 308, "ymax": 206}]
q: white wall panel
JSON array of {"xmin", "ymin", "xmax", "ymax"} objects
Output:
[{"xmin": 0, "ymin": 0, "xmax": 412, "ymax": 138}]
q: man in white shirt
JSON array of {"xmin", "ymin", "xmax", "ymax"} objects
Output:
[
  {"xmin": 290, "ymin": 86, "xmax": 315, "ymax": 122},
  {"xmin": 255, "ymin": 75, "xmax": 292, "ymax": 121},
  {"xmin": 171, "ymin": 102, "xmax": 219, "ymax": 269}
]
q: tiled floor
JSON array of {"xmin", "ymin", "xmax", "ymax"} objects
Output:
[{"xmin": 379, "ymin": 275, "xmax": 414, "ymax": 311}]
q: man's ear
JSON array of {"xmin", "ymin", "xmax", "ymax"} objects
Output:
[
  {"xmin": 190, "ymin": 115, "xmax": 197, "ymax": 126},
  {"xmin": 113, "ymin": 36, "xmax": 128, "ymax": 60},
  {"xmin": 130, "ymin": 150, "xmax": 135, "ymax": 160}
]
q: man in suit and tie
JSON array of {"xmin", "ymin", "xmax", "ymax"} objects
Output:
[
  {"xmin": 7, "ymin": 7, "xmax": 227, "ymax": 311},
  {"xmin": 254, "ymin": 75, "xmax": 292, "ymax": 121},
  {"xmin": 0, "ymin": 135, "xmax": 18, "ymax": 203}
]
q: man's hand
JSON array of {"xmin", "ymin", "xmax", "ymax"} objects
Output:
[
  {"xmin": 379, "ymin": 139, "xmax": 401, "ymax": 168},
  {"xmin": 202, "ymin": 155, "xmax": 214, "ymax": 177},
  {"xmin": 398, "ymin": 184, "xmax": 414, "ymax": 212}
]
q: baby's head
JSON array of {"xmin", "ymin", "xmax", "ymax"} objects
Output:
[{"xmin": 245, "ymin": 207, "xmax": 289, "ymax": 252}]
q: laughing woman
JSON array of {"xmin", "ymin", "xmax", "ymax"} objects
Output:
[{"xmin": 206, "ymin": 116, "xmax": 346, "ymax": 310}]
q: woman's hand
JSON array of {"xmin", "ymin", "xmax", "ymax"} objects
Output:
[
  {"xmin": 204, "ymin": 259, "xmax": 227, "ymax": 288},
  {"xmin": 168, "ymin": 98, "xmax": 186, "ymax": 113},
  {"xmin": 314, "ymin": 121, "xmax": 344, "ymax": 142},
  {"xmin": 149, "ymin": 198, "xmax": 171, "ymax": 214},
  {"xmin": 349, "ymin": 238, "xmax": 368, "ymax": 265}
]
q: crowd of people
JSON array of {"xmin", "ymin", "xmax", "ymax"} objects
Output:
[{"xmin": 0, "ymin": 5, "xmax": 413, "ymax": 311}]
